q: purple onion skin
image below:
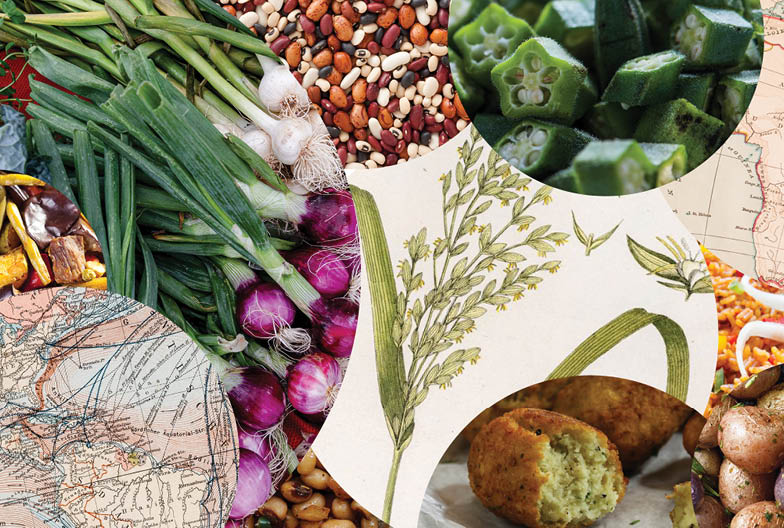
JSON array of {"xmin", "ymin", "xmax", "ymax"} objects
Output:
[
  {"xmin": 237, "ymin": 425, "xmax": 276, "ymax": 464},
  {"xmin": 691, "ymin": 471, "xmax": 704, "ymax": 509},
  {"xmin": 287, "ymin": 352, "xmax": 342, "ymax": 414},
  {"xmin": 283, "ymin": 248, "xmax": 350, "ymax": 298},
  {"xmin": 312, "ymin": 298, "xmax": 358, "ymax": 357},
  {"xmin": 236, "ymin": 282, "xmax": 297, "ymax": 339},
  {"xmin": 225, "ymin": 519, "xmax": 244, "ymax": 528},
  {"xmin": 299, "ymin": 190, "xmax": 357, "ymax": 246},
  {"xmin": 775, "ymin": 466, "xmax": 784, "ymax": 505},
  {"xmin": 229, "ymin": 448, "xmax": 272, "ymax": 519},
  {"xmin": 224, "ymin": 367, "xmax": 286, "ymax": 431}
]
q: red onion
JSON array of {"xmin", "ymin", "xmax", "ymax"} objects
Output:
[
  {"xmin": 299, "ymin": 190, "xmax": 357, "ymax": 246},
  {"xmin": 287, "ymin": 352, "xmax": 343, "ymax": 414},
  {"xmin": 313, "ymin": 298, "xmax": 358, "ymax": 357},
  {"xmin": 237, "ymin": 282, "xmax": 298, "ymax": 340},
  {"xmin": 283, "ymin": 248, "xmax": 350, "ymax": 298},
  {"xmin": 237, "ymin": 425, "xmax": 276, "ymax": 464},
  {"xmin": 223, "ymin": 367, "xmax": 286, "ymax": 431},
  {"xmin": 225, "ymin": 519, "xmax": 244, "ymax": 528},
  {"xmin": 229, "ymin": 448, "xmax": 272, "ymax": 519}
]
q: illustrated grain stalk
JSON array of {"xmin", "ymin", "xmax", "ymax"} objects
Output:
[
  {"xmin": 351, "ymin": 127, "xmax": 568, "ymax": 522},
  {"xmin": 627, "ymin": 235, "xmax": 713, "ymax": 299}
]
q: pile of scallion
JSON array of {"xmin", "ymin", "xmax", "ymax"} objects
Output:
[{"xmin": 0, "ymin": 0, "xmax": 360, "ymax": 514}]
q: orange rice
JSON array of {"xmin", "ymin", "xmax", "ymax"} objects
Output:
[{"xmin": 704, "ymin": 247, "xmax": 784, "ymax": 412}]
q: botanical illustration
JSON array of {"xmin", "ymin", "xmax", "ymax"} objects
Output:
[
  {"xmin": 351, "ymin": 127, "xmax": 569, "ymax": 522},
  {"xmin": 627, "ymin": 235, "xmax": 713, "ymax": 299},
  {"xmin": 546, "ymin": 308, "xmax": 690, "ymax": 401},
  {"xmin": 572, "ymin": 211, "xmax": 622, "ymax": 256}
]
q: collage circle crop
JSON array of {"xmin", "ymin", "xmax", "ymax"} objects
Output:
[{"xmin": 0, "ymin": 0, "xmax": 783, "ymax": 526}]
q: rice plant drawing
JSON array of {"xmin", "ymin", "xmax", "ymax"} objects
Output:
[
  {"xmin": 627, "ymin": 235, "xmax": 713, "ymax": 300},
  {"xmin": 351, "ymin": 127, "xmax": 569, "ymax": 522},
  {"xmin": 572, "ymin": 211, "xmax": 622, "ymax": 256}
]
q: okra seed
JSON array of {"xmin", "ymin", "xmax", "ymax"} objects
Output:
[
  {"xmin": 531, "ymin": 130, "xmax": 547, "ymax": 146},
  {"xmin": 685, "ymin": 14, "xmax": 698, "ymax": 29},
  {"xmin": 539, "ymin": 67, "xmax": 559, "ymax": 84},
  {"xmin": 526, "ymin": 150, "xmax": 540, "ymax": 165}
]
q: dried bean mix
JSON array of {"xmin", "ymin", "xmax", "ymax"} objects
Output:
[{"xmin": 218, "ymin": 0, "xmax": 471, "ymax": 169}]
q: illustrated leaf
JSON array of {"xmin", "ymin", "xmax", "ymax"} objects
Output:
[
  {"xmin": 433, "ymin": 238, "xmax": 449, "ymax": 257},
  {"xmin": 463, "ymin": 306, "xmax": 486, "ymax": 318},
  {"xmin": 452, "ymin": 242, "xmax": 469, "ymax": 256},
  {"xmin": 486, "ymin": 242, "xmax": 507, "ymax": 255},
  {"xmin": 572, "ymin": 211, "xmax": 588, "ymax": 246},
  {"xmin": 593, "ymin": 221, "xmax": 622, "ymax": 246},
  {"xmin": 473, "ymin": 200, "xmax": 492, "ymax": 216},
  {"xmin": 513, "ymin": 196, "xmax": 527, "ymax": 217},
  {"xmin": 626, "ymin": 235, "xmax": 681, "ymax": 281},
  {"xmin": 691, "ymin": 275, "xmax": 715, "ymax": 294},
  {"xmin": 411, "ymin": 389, "xmax": 429, "ymax": 408},
  {"xmin": 528, "ymin": 224, "xmax": 551, "ymax": 240},
  {"xmin": 529, "ymin": 239, "xmax": 555, "ymax": 253},
  {"xmin": 498, "ymin": 251, "xmax": 526, "ymax": 263},
  {"xmin": 451, "ymin": 257, "xmax": 468, "ymax": 279},
  {"xmin": 658, "ymin": 280, "xmax": 689, "ymax": 292}
]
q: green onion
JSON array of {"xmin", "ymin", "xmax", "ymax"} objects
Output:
[
  {"xmin": 29, "ymin": 120, "xmax": 79, "ymax": 207},
  {"xmin": 103, "ymin": 146, "xmax": 122, "ymax": 292},
  {"xmin": 29, "ymin": 79, "xmax": 124, "ymax": 131},
  {"xmin": 157, "ymin": 267, "xmax": 217, "ymax": 312},
  {"xmin": 0, "ymin": 10, "xmax": 112, "ymax": 25},
  {"xmin": 136, "ymin": 226, "xmax": 158, "ymax": 308},
  {"xmin": 155, "ymin": 254, "xmax": 211, "ymax": 292},
  {"xmin": 207, "ymin": 259, "xmax": 237, "ymax": 335},
  {"xmin": 73, "ymin": 130, "xmax": 110, "ymax": 258},
  {"xmin": 120, "ymin": 134, "xmax": 137, "ymax": 299},
  {"xmin": 27, "ymin": 45, "xmax": 115, "ymax": 104}
]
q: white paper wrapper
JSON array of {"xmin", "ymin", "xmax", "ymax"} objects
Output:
[{"xmin": 419, "ymin": 433, "xmax": 690, "ymax": 527}]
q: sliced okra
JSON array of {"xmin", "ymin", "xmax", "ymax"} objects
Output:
[
  {"xmin": 472, "ymin": 113, "xmax": 519, "ymax": 147},
  {"xmin": 676, "ymin": 73, "xmax": 716, "ymax": 112},
  {"xmin": 503, "ymin": 0, "xmax": 551, "ymax": 24},
  {"xmin": 533, "ymin": 1, "xmax": 595, "ymax": 63},
  {"xmin": 640, "ymin": 143, "xmax": 688, "ymax": 186},
  {"xmin": 490, "ymin": 37, "xmax": 588, "ymax": 122},
  {"xmin": 546, "ymin": 167, "xmax": 580, "ymax": 193},
  {"xmin": 666, "ymin": 0, "xmax": 744, "ymax": 21},
  {"xmin": 634, "ymin": 98, "xmax": 725, "ymax": 171},
  {"xmin": 570, "ymin": 74, "xmax": 599, "ymax": 123},
  {"xmin": 494, "ymin": 119, "xmax": 593, "ymax": 176},
  {"xmin": 448, "ymin": 0, "xmax": 491, "ymax": 36},
  {"xmin": 578, "ymin": 101, "xmax": 642, "ymax": 139},
  {"xmin": 453, "ymin": 4, "xmax": 536, "ymax": 84},
  {"xmin": 593, "ymin": 0, "xmax": 651, "ymax": 87},
  {"xmin": 602, "ymin": 50, "xmax": 685, "ymax": 107},
  {"xmin": 572, "ymin": 139, "xmax": 656, "ymax": 196},
  {"xmin": 713, "ymin": 70, "xmax": 759, "ymax": 129},
  {"xmin": 671, "ymin": 5, "xmax": 753, "ymax": 68},
  {"xmin": 642, "ymin": 0, "xmax": 672, "ymax": 50},
  {"xmin": 448, "ymin": 50, "xmax": 486, "ymax": 115}
]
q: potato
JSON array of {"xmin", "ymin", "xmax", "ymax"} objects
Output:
[
  {"xmin": 695, "ymin": 448, "xmax": 722, "ymax": 477},
  {"xmin": 683, "ymin": 412, "xmax": 708, "ymax": 456},
  {"xmin": 731, "ymin": 367, "xmax": 782, "ymax": 401},
  {"xmin": 759, "ymin": 384, "xmax": 784, "ymax": 414},
  {"xmin": 719, "ymin": 459, "xmax": 775, "ymax": 513},
  {"xmin": 699, "ymin": 396, "xmax": 737, "ymax": 448},
  {"xmin": 696, "ymin": 496, "xmax": 728, "ymax": 528},
  {"xmin": 719, "ymin": 406, "xmax": 784, "ymax": 474},
  {"xmin": 730, "ymin": 501, "xmax": 784, "ymax": 528},
  {"xmin": 775, "ymin": 467, "xmax": 784, "ymax": 506}
]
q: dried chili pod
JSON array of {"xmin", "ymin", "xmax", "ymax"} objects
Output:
[{"xmin": 22, "ymin": 189, "xmax": 81, "ymax": 249}]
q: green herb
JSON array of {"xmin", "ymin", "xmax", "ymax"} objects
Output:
[
  {"xmin": 714, "ymin": 368, "xmax": 725, "ymax": 392},
  {"xmin": 630, "ymin": 521, "xmax": 640, "ymax": 526},
  {"xmin": 1, "ymin": 0, "xmax": 25, "ymax": 24},
  {"xmin": 572, "ymin": 212, "xmax": 621, "ymax": 256},
  {"xmin": 627, "ymin": 235, "xmax": 713, "ymax": 299}
]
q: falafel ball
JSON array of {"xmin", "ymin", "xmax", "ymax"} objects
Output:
[{"xmin": 468, "ymin": 408, "xmax": 626, "ymax": 528}]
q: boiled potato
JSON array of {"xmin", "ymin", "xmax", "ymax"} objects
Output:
[
  {"xmin": 699, "ymin": 396, "xmax": 737, "ymax": 448},
  {"xmin": 731, "ymin": 367, "xmax": 782, "ymax": 401},
  {"xmin": 696, "ymin": 496, "xmax": 729, "ymax": 528},
  {"xmin": 695, "ymin": 448, "xmax": 722, "ymax": 478},
  {"xmin": 719, "ymin": 458, "xmax": 775, "ymax": 513},
  {"xmin": 683, "ymin": 412, "xmax": 707, "ymax": 456},
  {"xmin": 759, "ymin": 384, "xmax": 784, "ymax": 414},
  {"xmin": 730, "ymin": 501, "xmax": 784, "ymax": 528},
  {"xmin": 719, "ymin": 406, "xmax": 784, "ymax": 474}
]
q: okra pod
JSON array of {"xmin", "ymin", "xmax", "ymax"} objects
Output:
[
  {"xmin": 453, "ymin": 3, "xmax": 536, "ymax": 84},
  {"xmin": 579, "ymin": 102, "xmax": 642, "ymax": 139},
  {"xmin": 494, "ymin": 119, "xmax": 593, "ymax": 177},
  {"xmin": 472, "ymin": 113, "xmax": 519, "ymax": 147},
  {"xmin": 634, "ymin": 98, "xmax": 725, "ymax": 170},
  {"xmin": 594, "ymin": 0, "xmax": 651, "ymax": 86},
  {"xmin": 546, "ymin": 167, "xmax": 580, "ymax": 193},
  {"xmin": 448, "ymin": 50, "xmax": 486, "ymax": 115},
  {"xmin": 640, "ymin": 143, "xmax": 688, "ymax": 186},
  {"xmin": 671, "ymin": 5, "xmax": 753, "ymax": 68},
  {"xmin": 491, "ymin": 36, "xmax": 588, "ymax": 122},
  {"xmin": 449, "ymin": 0, "xmax": 491, "ymax": 35},
  {"xmin": 534, "ymin": 0, "xmax": 594, "ymax": 63},
  {"xmin": 675, "ymin": 73, "xmax": 716, "ymax": 112},
  {"xmin": 602, "ymin": 50, "xmax": 685, "ymax": 107},
  {"xmin": 713, "ymin": 70, "xmax": 759, "ymax": 128},
  {"xmin": 572, "ymin": 139, "xmax": 656, "ymax": 195}
]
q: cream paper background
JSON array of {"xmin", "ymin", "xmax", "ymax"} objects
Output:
[{"xmin": 314, "ymin": 127, "xmax": 717, "ymax": 527}]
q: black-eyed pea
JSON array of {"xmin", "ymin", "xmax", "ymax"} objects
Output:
[
  {"xmin": 298, "ymin": 450, "xmax": 318, "ymax": 476},
  {"xmin": 262, "ymin": 496, "xmax": 289, "ymax": 520},
  {"xmin": 285, "ymin": 512, "xmax": 298, "ymax": 528},
  {"xmin": 295, "ymin": 505, "xmax": 331, "ymax": 521},
  {"xmin": 301, "ymin": 469, "xmax": 329, "ymax": 490},
  {"xmin": 331, "ymin": 498, "xmax": 353, "ymax": 519},
  {"xmin": 292, "ymin": 493, "xmax": 327, "ymax": 518},
  {"xmin": 360, "ymin": 517, "xmax": 379, "ymax": 528},
  {"xmin": 327, "ymin": 476, "xmax": 352, "ymax": 499},
  {"xmin": 323, "ymin": 520, "xmax": 357, "ymax": 528},
  {"xmin": 282, "ymin": 480, "xmax": 314, "ymax": 503}
]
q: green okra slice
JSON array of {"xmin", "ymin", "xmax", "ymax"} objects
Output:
[
  {"xmin": 676, "ymin": 73, "xmax": 716, "ymax": 112},
  {"xmin": 634, "ymin": 98, "xmax": 725, "ymax": 171},
  {"xmin": 666, "ymin": 0, "xmax": 744, "ymax": 20},
  {"xmin": 448, "ymin": 50, "xmax": 485, "ymax": 114},
  {"xmin": 640, "ymin": 143, "xmax": 688, "ymax": 186},
  {"xmin": 546, "ymin": 167, "xmax": 580, "ymax": 193},
  {"xmin": 452, "ymin": 4, "xmax": 536, "ymax": 84},
  {"xmin": 671, "ymin": 5, "xmax": 753, "ymax": 68},
  {"xmin": 493, "ymin": 119, "xmax": 593, "ymax": 176},
  {"xmin": 642, "ymin": 0, "xmax": 672, "ymax": 50},
  {"xmin": 533, "ymin": 1, "xmax": 595, "ymax": 63},
  {"xmin": 593, "ymin": 0, "xmax": 651, "ymax": 87},
  {"xmin": 713, "ymin": 70, "xmax": 759, "ymax": 128},
  {"xmin": 572, "ymin": 139, "xmax": 656, "ymax": 195},
  {"xmin": 490, "ymin": 37, "xmax": 588, "ymax": 122},
  {"xmin": 602, "ymin": 50, "xmax": 685, "ymax": 107},
  {"xmin": 579, "ymin": 101, "xmax": 642, "ymax": 139},
  {"xmin": 472, "ymin": 113, "xmax": 518, "ymax": 146},
  {"xmin": 448, "ymin": 0, "xmax": 491, "ymax": 35},
  {"xmin": 571, "ymin": 74, "xmax": 598, "ymax": 122}
]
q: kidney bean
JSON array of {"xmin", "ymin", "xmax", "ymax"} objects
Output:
[
  {"xmin": 410, "ymin": 104, "xmax": 424, "ymax": 130},
  {"xmin": 395, "ymin": 140, "xmax": 405, "ymax": 154},
  {"xmin": 381, "ymin": 25, "xmax": 400, "ymax": 48},
  {"xmin": 387, "ymin": 98, "xmax": 399, "ymax": 113},
  {"xmin": 425, "ymin": 124, "xmax": 443, "ymax": 133},
  {"xmin": 439, "ymin": 131, "xmax": 448, "ymax": 145},
  {"xmin": 380, "ymin": 130, "xmax": 397, "ymax": 147},
  {"xmin": 402, "ymin": 122, "xmax": 412, "ymax": 142},
  {"xmin": 408, "ymin": 57, "xmax": 427, "ymax": 71},
  {"xmin": 271, "ymin": 35, "xmax": 291, "ymax": 54},
  {"xmin": 347, "ymin": 137, "xmax": 357, "ymax": 154},
  {"xmin": 323, "ymin": 112, "xmax": 334, "ymax": 126},
  {"xmin": 368, "ymin": 102, "xmax": 380, "ymax": 118},
  {"xmin": 413, "ymin": 130, "xmax": 420, "ymax": 143},
  {"xmin": 437, "ymin": 7, "xmax": 448, "ymax": 26},
  {"xmin": 367, "ymin": 2, "xmax": 384, "ymax": 12},
  {"xmin": 378, "ymin": 72, "xmax": 392, "ymax": 88},
  {"xmin": 444, "ymin": 118, "xmax": 458, "ymax": 138},
  {"xmin": 321, "ymin": 99, "xmax": 337, "ymax": 113},
  {"xmin": 368, "ymin": 136, "xmax": 383, "ymax": 152},
  {"xmin": 435, "ymin": 64, "xmax": 449, "ymax": 86},
  {"xmin": 320, "ymin": 14, "xmax": 333, "ymax": 35},
  {"xmin": 386, "ymin": 153, "xmax": 399, "ymax": 165},
  {"xmin": 366, "ymin": 83, "xmax": 380, "ymax": 101},
  {"xmin": 424, "ymin": 114, "xmax": 436, "ymax": 126},
  {"xmin": 367, "ymin": 41, "xmax": 380, "ymax": 54},
  {"xmin": 337, "ymin": 145, "xmax": 348, "ymax": 165}
]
